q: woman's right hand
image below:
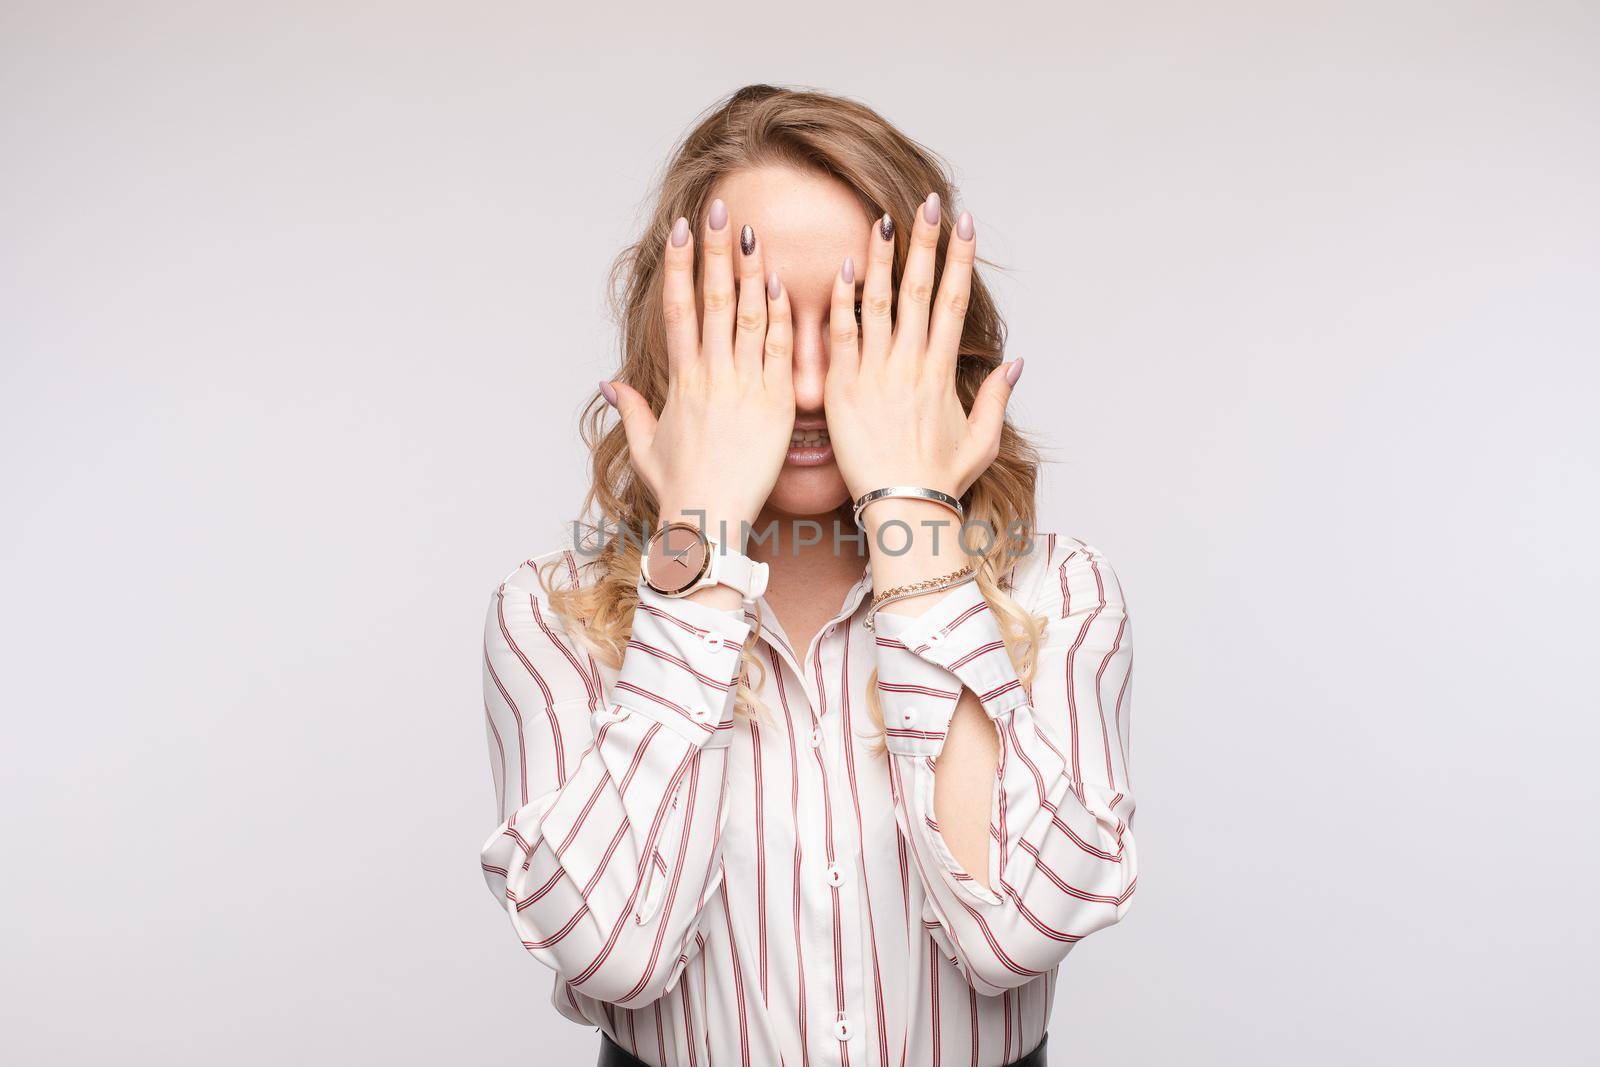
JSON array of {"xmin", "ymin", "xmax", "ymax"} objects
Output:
[{"xmin": 602, "ymin": 198, "xmax": 795, "ymax": 549}]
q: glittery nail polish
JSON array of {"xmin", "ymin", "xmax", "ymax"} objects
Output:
[
  {"xmin": 740, "ymin": 224, "xmax": 755, "ymax": 256},
  {"xmin": 879, "ymin": 213, "xmax": 894, "ymax": 242}
]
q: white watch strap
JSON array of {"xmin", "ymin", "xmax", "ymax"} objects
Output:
[{"xmin": 705, "ymin": 541, "xmax": 769, "ymax": 601}]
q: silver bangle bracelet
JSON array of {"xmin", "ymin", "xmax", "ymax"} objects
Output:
[{"xmin": 852, "ymin": 486, "xmax": 964, "ymax": 530}]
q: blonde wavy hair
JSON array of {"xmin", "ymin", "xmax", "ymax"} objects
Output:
[{"xmin": 538, "ymin": 84, "xmax": 1047, "ymax": 756}]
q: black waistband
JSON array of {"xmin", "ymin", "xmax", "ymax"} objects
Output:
[{"xmin": 599, "ymin": 1029, "xmax": 1047, "ymax": 1066}]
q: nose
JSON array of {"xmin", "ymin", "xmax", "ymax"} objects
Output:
[{"xmin": 790, "ymin": 308, "xmax": 829, "ymax": 421}]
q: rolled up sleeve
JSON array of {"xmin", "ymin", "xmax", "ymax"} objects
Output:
[
  {"xmin": 479, "ymin": 565, "xmax": 753, "ymax": 1006},
  {"xmin": 871, "ymin": 539, "xmax": 1137, "ymax": 994}
]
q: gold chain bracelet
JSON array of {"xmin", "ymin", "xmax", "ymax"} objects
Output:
[
  {"xmin": 864, "ymin": 563, "xmax": 976, "ymax": 630},
  {"xmin": 869, "ymin": 564, "xmax": 975, "ymax": 607}
]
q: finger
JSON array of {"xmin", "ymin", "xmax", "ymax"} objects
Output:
[
  {"xmin": 607, "ymin": 379, "xmax": 658, "ymax": 461},
  {"xmin": 827, "ymin": 255, "xmax": 860, "ymax": 384},
  {"xmin": 661, "ymin": 216, "xmax": 698, "ymax": 378},
  {"xmin": 699, "ymin": 197, "xmax": 736, "ymax": 366},
  {"xmin": 893, "ymin": 191, "xmax": 942, "ymax": 360},
  {"xmin": 732, "ymin": 223, "xmax": 767, "ymax": 378},
  {"xmin": 860, "ymin": 211, "xmax": 896, "ymax": 362},
  {"xmin": 967, "ymin": 358, "xmax": 1024, "ymax": 460},
  {"xmin": 762, "ymin": 269, "xmax": 794, "ymax": 395},
  {"xmin": 925, "ymin": 209, "xmax": 976, "ymax": 380}
]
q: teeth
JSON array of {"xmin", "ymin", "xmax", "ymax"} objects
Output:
[{"xmin": 789, "ymin": 429, "xmax": 828, "ymax": 448}]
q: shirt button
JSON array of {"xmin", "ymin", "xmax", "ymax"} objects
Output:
[
  {"xmin": 902, "ymin": 710, "xmax": 915, "ymax": 725},
  {"xmin": 703, "ymin": 632, "xmax": 725, "ymax": 651},
  {"xmin": 834, "ymin": 1015, "xmax": 853, "ymax": 1041},
  {"xmin": 925, "ymin": 630, "xmax": 944, "ymax": 646},
  {"xmin": 811, "ymin": 727, "xmax": 823, "ymax": 748},
  {"xmin": 824, "ymin": 864, "xmax": 848, "ymax": 888}
]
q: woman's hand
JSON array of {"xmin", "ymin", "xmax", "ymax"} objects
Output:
[
  {"xmin": 825, "ymin": 193, "xmax": 1023, "ymax": 596},
  {"xmin": 603, "ymin": 200, "xmax": 795, "ymax": 547},
  {"xmin": 824, "ymin": 194, "xmax": 1023, "ymax": 525}
]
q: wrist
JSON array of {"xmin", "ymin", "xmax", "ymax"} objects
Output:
[
  {"xmin": 868, "ymin": 554, "xmax": 971, "ymax": 597},
  {"xmin": 656, "ymin": 503, "xmax": 754, "ymax": 552},
  {"xmin": 862, "ymin": 498, "xmax": 968, "ymax": 584},
  {"xmin": 682, "ymin": 583, "xmax": 746, "ymax": 614}
]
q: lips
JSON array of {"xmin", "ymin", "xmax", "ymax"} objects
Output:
[{"xmin": 786, "ymin": 426, "xmax": 833, "ymax": 466}]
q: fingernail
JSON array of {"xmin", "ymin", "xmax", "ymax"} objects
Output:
[
  {"xmin": 709, "ymin": 198, "xmax": 728, "ymax": 231},
  {"xmin": 923, "ymin": 193, "xmax": 941, "ymax": 226},
  {"xmin": 841, "ymin": 257, "xmax": 854, "ymax": 284},
  {"xmin": 767, "ymin": 270, "xmax": 781, "ymax": 300},
  {"xmin": 599, "ymin": 379, "xmax": 618, "ymax": 406},
  {"xmin": 957, "ymin": 211, "xmax": 974, "ymax": 240},
  {"xmin": 879, "ymin": 212, "xmax": 894, "ymax": 242},
  {"xmin": 671, "ymin": 217, "xmax": 689, "ymax": 247},
  {"xmin": 1004, "ymin": 358, "xmax": 1024, "ymax": 386},
  {"xmin": 740, "ymin": 224, "xmax": 755, "ymax": 256}
]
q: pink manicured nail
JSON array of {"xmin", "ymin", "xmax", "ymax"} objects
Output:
[
  {"xmin": 842, "ymin": 257, "xmax": 854, "ymax": 284},
  {"xmin": 1004, "ymin": 358, "xmax": 1025, "ymax": 386},
  {"xmin": 671, "ymin": 217, "xmax": 689, "ymax": 247},
  {"xmin": 767, "ymin": 271, "xmax": 781, "ymax": 299},
  {"xmin": 923, "ymin": 193, "xmax": 941, "ymax": 225},
  {"xmin": 599, "ymin": 380, "xmax": 618, "ymax": 406},
  {"xmin": 709, "ymin": 198, "xmax": 728, "ymax": 230},
  {"xmin": 956, "ymin": 211, "xmax": 974, "ymax": 240}
]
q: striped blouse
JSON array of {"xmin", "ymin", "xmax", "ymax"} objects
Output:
[{"xmin": 478, "ymin": 530, "xmax": 1137, "ymax": 1067}]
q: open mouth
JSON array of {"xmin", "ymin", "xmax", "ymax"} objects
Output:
[{"xmin": 786, "ymin": 426, "xmax": 833, "ymax": 466}]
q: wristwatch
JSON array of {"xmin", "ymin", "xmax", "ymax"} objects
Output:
[{"xmin": 641, "ymin": 521, "xmax": 770, "ymax": 602}]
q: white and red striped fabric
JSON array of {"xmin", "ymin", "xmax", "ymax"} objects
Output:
[{"xmin": 479, "ymin": 531, "xmax": 1136, "ymax": 1067}]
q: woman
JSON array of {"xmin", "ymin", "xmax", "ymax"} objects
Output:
[{"xmin": 478, "ymin": 85, "xmax": 1136, "ymax": 1067}]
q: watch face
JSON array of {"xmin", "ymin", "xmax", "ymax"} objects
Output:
[{"xmin": 645, "ymin": 523, "xmax": 710, "ymax": 595}]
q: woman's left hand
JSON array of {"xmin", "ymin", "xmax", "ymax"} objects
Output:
[{"xmin": 823, "ymin": 193, "xmax": 1024, "ymax": 516}]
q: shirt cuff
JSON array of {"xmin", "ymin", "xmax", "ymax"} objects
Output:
[
  {"xmin": 613, "ymin": 583, "xmax": 754, "ymax": 748},
  {"xmin": 872, "ymin": 580, "xmax": 1029, "ymax": 755}
]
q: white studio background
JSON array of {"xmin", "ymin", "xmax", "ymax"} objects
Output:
[{"xmin": 3, "ymin": 3, "xmax": 1596, "ymax": 1064}]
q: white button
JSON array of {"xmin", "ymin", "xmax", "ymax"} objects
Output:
[
  {"xmin": 692, "ymin": 706, "xmax": 710, "ymax": 721},
  {"xmin": 834, "ymin": 1014, "xmax": 853, "ymax": 1041},
  {"xmin": 925, "ymin": 629, "xmax": 944, "ymax": 646},
  {"xmin": 703, "ymin": 632, "xmax": 725, "ymax": 651},
  {"xmin": 811, "ymin": 727, "xmax": 823, "ymax": 748},
  {"xmin": 824, "ymin": 864, "xmax": 848, "ymax": 888}
]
